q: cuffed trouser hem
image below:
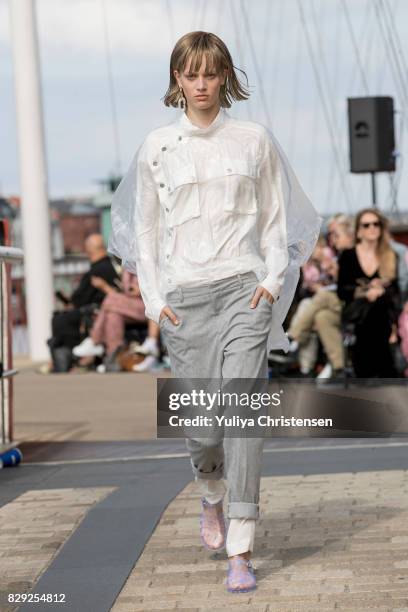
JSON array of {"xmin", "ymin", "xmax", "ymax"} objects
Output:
[
  {"xmin": 196, "ymin": 477, "xmax": 227, "ymax": 504},
  {"xmin": 228, "ymin": 501, "xmax": 259, "ymax": 520},
  {"xmin": 191, "ymin": 460, "xmax": 224, "ymax": 481}
]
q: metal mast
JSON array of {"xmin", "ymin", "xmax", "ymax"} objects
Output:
[{"xmin": 10, "ymin": 0, "xmax": 54, "ymax": 360}]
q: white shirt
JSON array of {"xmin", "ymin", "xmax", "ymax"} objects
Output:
[{"xmin": 134, "ymin": 106, "xmax": 288, "ymax": 324}]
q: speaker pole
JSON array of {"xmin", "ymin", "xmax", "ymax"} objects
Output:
[{"xmin": 370, "ymin": 172, "xmax": 377, "ymax": 208}]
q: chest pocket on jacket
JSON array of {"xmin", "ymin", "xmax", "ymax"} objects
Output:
[
  {"xmin": 161, "ymin": 150, "xmax": 200, "ymax": 228},
  {"xmin": 221, "ymin": 158, "xmax": 259, "ymax": 215}
]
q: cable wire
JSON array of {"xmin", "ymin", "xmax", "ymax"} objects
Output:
[
  {"xmin": 301, "ymin": 0, "xmax": 354, "ymax": 211},
  {"xmin": 229, "ymin": 0, "xmax": 253, "ymax": 120},
  {"xmin": 238, "ymin": 0, "xmax": 272, "ymax": 125},
  {"xmin": 101, "ymin": 0, "xmax": 122, "ymax": 176}
]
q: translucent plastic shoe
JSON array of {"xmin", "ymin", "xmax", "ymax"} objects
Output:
[
  {"xmin": 199, "ymin": 497, "xmax": 226, "ymax": 551},
  {"xmin": 226, "ymin": 557, "xmax": 257, "ymax": 593}
]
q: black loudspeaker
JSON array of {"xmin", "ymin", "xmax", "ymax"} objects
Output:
[{"xmin": 347, "ymin": 96, "xmax": 395, "ymax": 173}]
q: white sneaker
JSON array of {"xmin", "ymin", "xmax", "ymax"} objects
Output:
[
  {"xmin": 132, "ymin": 355, "xmax": 159, "ymax": 372},
  {"xmin": 317, "ymin": 363, "xmax": 332, "ymax": 379},
  {"xmin": 135, "ymin": 337, "xmax": 159, "ymax": 358},
  {"xmin": 73, "ymin": 337, "xmax": 104, "ymax": 358}
]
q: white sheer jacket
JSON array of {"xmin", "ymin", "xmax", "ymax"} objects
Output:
[{"xmin": 108, "ymin": 107, "xmax": 322, "ymax": 351}]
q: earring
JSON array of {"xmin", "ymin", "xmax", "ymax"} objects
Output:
[{"xmin": 177, "ymin": 87, "xmax": 187, "ymax": 110}]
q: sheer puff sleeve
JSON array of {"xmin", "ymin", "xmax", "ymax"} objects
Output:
[
  {"xmin": 257, "ymin": 127, "xmax": 322, "ymax": 351},
  {"xmin": 256, "ymin": 131, "xmax": 289, "ymax": 301},
  {"xmin": 107, "ymin": 138, "xmax": 166, "ymax": 324}
]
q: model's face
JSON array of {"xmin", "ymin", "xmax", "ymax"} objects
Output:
[
  {"xmin": 174, "ymin": 56, "xmax": 227, "ymax": 112},
  {"xmin": 357, "ymin": 213, "xmax": 382, "ymax": 243}
]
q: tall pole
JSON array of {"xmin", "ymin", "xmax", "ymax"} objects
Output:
[{"xmin": 10, "ymin": 0, "xmax": 54, "ymax": 361}]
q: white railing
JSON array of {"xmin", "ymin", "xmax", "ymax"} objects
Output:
[{"xmin": 0, "ymin": 246, "xmax": 24, "ymax": 447}]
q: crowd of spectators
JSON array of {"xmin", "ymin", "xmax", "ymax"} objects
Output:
[
  {"xmin": 269, "ymin": 208, "xmax": 408, "ymax": 380},
  {"xmin": 47, "ymin": 212, "xmax": 408, "ymax": 380},
  {"xmin": 46, "ymin": 233, "xmax": 162, "ymax": 374}
]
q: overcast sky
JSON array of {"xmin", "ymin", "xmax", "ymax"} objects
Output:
[{"xmin": 0, "ymin": 0, "xmax": 407, "ymax": 216}]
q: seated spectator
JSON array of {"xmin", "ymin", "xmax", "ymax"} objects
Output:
[
  {"xmin": 388, "ymin": 233, "xmax": 408, "ymax": 299},
  {"xmin": 70, "ymin": 234, "xmax": 120, "ymax": 309},
  {"xmin": 327, "ymin": 213, "xmax": 354, "ymax": 254},
  {"xmin": 48, "ymin": 234, "xmax": 120, "ymax": 372},
  {"xmin": 398, "ymin": 302, "xmax": 408, "ymax": 377},
  {"xmin": 270, "ymin": 235, "xmax": 344, "ymax": 379},
  {"xmin": 337, "ymin": 208, "xmax": 400, "ymax": 378},
  {"xmin": 299, "ymin": 236, "xmax": 337, "ymax": 299},
  {"xmin": 73, "ymin": 269, "xmax": 161, "ymax": 372}
]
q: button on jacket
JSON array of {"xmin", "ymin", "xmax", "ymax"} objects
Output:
[{"xmin": 133, "ymin": 106, "xmax": 289, "ymax": 324}]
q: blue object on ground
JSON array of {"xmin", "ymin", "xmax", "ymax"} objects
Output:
[{"xmin": 0, "ymin": 448, "xmax": 23, "ymax": 467}]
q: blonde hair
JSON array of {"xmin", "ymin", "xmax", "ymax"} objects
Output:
[
  {"xmin": 355, "ymin": 208, "xmax": 397, "ymax": 280},
  {"xmin": 328, "ymin": 213, "xmax": 354, "ymax": 236},
  {"xmin": 162, "ymin": 31, "xmax": 251, "ymax": 109}
]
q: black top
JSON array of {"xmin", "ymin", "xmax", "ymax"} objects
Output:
[
  {"xmin": 337, "ymin": 247, "xmax": 400, "ymax": 320},
  {"xmin": 71, "ymin": 255, "xmax": 120, "ymax": 308}
]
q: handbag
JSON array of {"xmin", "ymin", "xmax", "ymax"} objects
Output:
[{"xmin": 341, "ymin": 297, "xmax": 372, "ymax": 326}]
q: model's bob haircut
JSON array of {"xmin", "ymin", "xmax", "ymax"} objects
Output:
[{"xmin": 162, "ymin": 31, "xmax": 251, "ymax": 108}]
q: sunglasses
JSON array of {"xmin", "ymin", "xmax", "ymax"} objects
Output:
[{"xmin": 359, "ymin": 221, "xmax": 381, "ymax": 229}]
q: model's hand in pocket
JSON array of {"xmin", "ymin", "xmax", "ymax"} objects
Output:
[
  {"xmin": 250, "ymin": 286, "xmax": 274, "ymax": 308},
  {"xmin": 159, "ymin": 306, "xmax": 180, "ymax": 325}
]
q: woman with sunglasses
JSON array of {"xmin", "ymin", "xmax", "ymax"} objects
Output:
[{"xmin": 337, "ymin": 208, "xmax": 400, "ymax": 378}]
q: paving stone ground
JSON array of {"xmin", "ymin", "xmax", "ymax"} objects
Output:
[
  {"xmin": 0, "ymin": 487, "xmax": 115, "ymax": 612},
  {"xmin": 112, "ymin": 470, "xmax": 408, "ymax": 612}
]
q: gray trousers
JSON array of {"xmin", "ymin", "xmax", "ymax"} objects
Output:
[{"xmin": 159, "ymin": 271, "xmax": 273, "ymax": 520}]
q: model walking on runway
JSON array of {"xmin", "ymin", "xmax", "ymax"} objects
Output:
[{"xmin": 109, "ymin": 31, "xmax": 320, "ymax": 593}]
